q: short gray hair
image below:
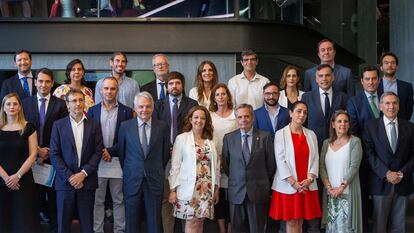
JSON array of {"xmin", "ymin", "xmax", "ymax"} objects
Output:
[
  {"xmin": 380, "ymin": 91, "xmax": 399, "ymax": 104},
  {"xmin": 134, "ymin": 91, "xmax": 154, "ymax": 108},
  {"xmin": 235, "ymin": 103, "xmax": 254, "ymax": 117},
  {"xmin": 152, "ymin": 53, "xmax": 169, "ymax": 65}
]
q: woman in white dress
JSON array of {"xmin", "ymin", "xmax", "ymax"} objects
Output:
[
  {"xmin": 320, "ymin": 110, "xmax": 363, "ymax": 233},
  {"xmin": 189, "ymin": 61, "xmax": 219, "ymax": 108},
  {"xmin": 278, "ymin": 65, "xmax": 304, "ymax": 109}
]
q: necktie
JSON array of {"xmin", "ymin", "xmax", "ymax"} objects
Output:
[
  {"xmin": 159, "ymin": 82, "xmax": 165, "ymax": 100},
  {"xmin": 172, "ymin": 98, "xmax": 178, "ymax": 143},
  {"xmin": 141, "ymin": 122, "xmax": 149, "ymax": 156},
  {"xmin": 39, "ymin": 98, "xmax": 46, "ymax": 146},
  {"xmin": 242, "ymin": 134, "xmax": 250, "ymax": 164},
  {"xmin": 21, "ymin": 77, "xmax": 30, "ymax": 96},
  {"xmin": 390, "ymin": 121, "xmax": 397, "ymax": 153},
  {"xmin": 369, "ymin": 95, "xmax": 380, "ymax": 118},
  {"xmin": 324, "ymin": 92, "xmax": 330, "ymax": 120}
]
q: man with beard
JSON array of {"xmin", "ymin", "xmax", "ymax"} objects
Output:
[
  {"xmin": 377, "ymin": 52, "xmax": 413, "ymax": 120},
  {"xmin": 253, "ymin": 82, "xmax": 290, "ymax": 135},
  {"xmin": 1, "ymin": 49, "xmax": 37, "ymax": 100},
  {"xmin": 94, "ymin": 52, "xmax": 140, "ymax": 109},
  {"xmin": 141, "ymin": 54, "xmax": 170, "ymax": 101}
]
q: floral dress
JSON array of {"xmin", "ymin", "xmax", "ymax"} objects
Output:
[
  {"xmin": 53, "ymin": 84, "xmax": 95, "ymax": 111},
  {"xmin": 173, "ymin": 144, "xmax": 214, "ymax": 220}
]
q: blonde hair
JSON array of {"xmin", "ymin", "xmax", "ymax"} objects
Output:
[{"xmin": 0, "ymin": 93, "xmax": 27, "ymax": 135}]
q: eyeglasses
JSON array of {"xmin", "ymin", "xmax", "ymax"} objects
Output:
[
  {"xmin": 264, "ymin": 92, "xmax": 279, "ymax": 97},
  {"xmin": 67, "ymin": 99, "xmax": 85, "ymax": 104},
  {"xmin": 241, "ymin": 58, "xmax": 257, "ymax": 62},
  {"xmin": 153, "ymin": 63, "xmax": 169, "ymax": 68}
]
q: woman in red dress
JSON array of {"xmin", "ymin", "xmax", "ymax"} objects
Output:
[{"xmin": 269, "ymin": 101, "xmax": 321, "ymax": 233}]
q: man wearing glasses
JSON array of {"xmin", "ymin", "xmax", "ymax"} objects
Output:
[
  {"xmin": 141, "ymin": 54, "xmax": 170, "ymax": 101},
  {"xmin": 228, "ymin": 49, "xmax": 270, "ymax": 110}
]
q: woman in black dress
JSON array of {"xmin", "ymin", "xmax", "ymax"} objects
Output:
[{"xmin": 0, "ymin": 93, "xmax": 39, "ymax": 232}]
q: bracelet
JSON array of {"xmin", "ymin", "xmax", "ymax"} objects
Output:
[
  {"xmin": 16, "ymin": 172, "xmax": 22, "ymax": 179},
  {"xmin": 326, "ymin": 184, "xmax": 332, "ymax": 189},
  {"xmin": 340, "ymin": 183, "xmax": 346, "ymax": 188}
]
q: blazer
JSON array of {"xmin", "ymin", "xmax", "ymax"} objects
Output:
[
  {"xmin": 301, "ymin": 90, "xmax": 348, "ymax": 150},
  {"xmin": 377, "ymin": 78, "xmax": 413, "ymax": 120},
  {"xmin": 272, "ymin": 125, "xmax": 319, "ymax": 194},
  {"xmin": 347, "ymin": 92, "xmax": 380, "ymax": 138},
  {"xmin": 22, "ymin": 95, "xmax": 68, "ymax": 148},
  {"xmin": 304, "ymin": 64, "xmax": 355, "ymax": 96},
  {"xmin": 118, "ymin": 118, "xmax": 170, "ymax": 196},
  {"xmin": 0, "ymin": 74, "xmax": 37, "ymax": 100},
  {"xmin": 169, "ymin": 131, "xmax": 220, "ymax": 201},
  {"xmin": 278, "ymin": 90, "xmax": 304, "ymax": 109},
  {"xmin": 141, "ymin": 80, "xmax": 159, "ymax": 101},
  {"xmin": 222, "ymin": 128, "xmax": 275, "ymax": 204},
  {"xmin": 50, "ymin": 116, "xmax": 104, "ymax": 191},
  {"xmin": 253, "ymin": 105, "xmax": 290, "ymax": 135},
  {"xmin": 362, "ymin": 117, "xmax": 414, "ymax": 195},
  {"xmin": 153, "ymin": 95, "xmax": 198, "ymax": 135},
  {"xmin": 87, "ymin": 102, "xmax": 134, "ymax": 157}
]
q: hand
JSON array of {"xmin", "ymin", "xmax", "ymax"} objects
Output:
[
  {"xmin": 213, "ymin": 189, "xmax": 220, "ymax": 205},
  {"xmin": 330, "ymin": 186, "xmax": 345, "ymax": 198},
  {"xmin": 386, "ymin": 171, "xmax": 400, "ymax": 184},
  {"xmin": 37, "ymin": 147, "xmax": 50, "ymax": 161},
  {"xmin": 168, "ymin": 191, "xmax": 177, "ymax": 204},
  {"xmin": 102, "ymin": 149, "xmax": 112, "ymax": 162},
  {"xmin": 69, "ymin": 172, "xmax": 86, "ymax": 189},
  {"xmin": 5, "ymin": 174, "xmax": 20, "ymax": 190},
  {"xmin": 299, "ymin": 179, "xmax": 312, "ymax": 189}
]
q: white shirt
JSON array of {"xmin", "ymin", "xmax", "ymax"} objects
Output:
[
  {"xmin": 37, "ymin": 93, "xmax": 51, "ymax": 113},
  {"xmin": 18, "ymin": 72, "xmax": 34, "ymax": 95},
  {"xmin": 189, "ymin": 87, "xmax": 210, "ymax": 108},
  {"xmin": 319, "ymin": 87, "xmax": 333, "ymax": 115},
  {"xmin": 69, "ymin": 115, "xmax": 87, "ymax": 167},
  {"xmin": 137, "ymin": 117, "xmax": 152, "ymax": 145},
  {"xmin": 156, "ymin": 78, "xmax": 167, "ymax": 100},
  {"xmin": 228, "ymin": 72, "xmax": 270, "ymax": 110},
  {"xmin": 364, "ymin": 91, "xmax": 379, "ymax": 109},
  {"xmin": 383, "ymin": 116, "xmax": 398, "ymax": 147}
]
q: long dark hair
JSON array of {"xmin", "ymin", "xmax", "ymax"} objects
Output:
[
  {"xmin": 195, "ymin": 61, "xmax": 218, "ymax": 103},
  {"xmin": 183, "ymin": 105, "xmax": 214, "ymax": 140}
]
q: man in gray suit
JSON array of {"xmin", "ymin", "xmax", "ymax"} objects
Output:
[{"xmin": 222, "ymin": 104, "xmax": 276, "ymax": 233}]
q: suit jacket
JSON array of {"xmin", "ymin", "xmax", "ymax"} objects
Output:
[
  {"xmin": 141, "ymin": 80, "xmax": 158, "ymax": 101},
  {"xmin": 253, "ymin": 105, "xmax": 290, "ymax": 135},
  {"xmin": 168, "ymin": 131, "xmax": 220, "ymax": 200},
  {"xmin": 153, "ymin": 95, "xmax": 198, "ymax": 136},
  {"xmin": 272, "ymin": 126, "xmax": 319, "ymax": 194},
  {"xmin": 87, "ymin": 102, "xmax": 134, "ymax": 157},
  {"xmin": 347, "ymin": 92, "xmax": 380, "ymax": 138},
  {"xmin": 22, "ymin": 95, "xmax": 68, "ymax": 148},
  {"xmin": 302, "ymin": 90, "xmax": 348, "ymax": 150},
  {"xmin": 362, "ymin": 117, "xmax": 414, "ymax": 195},
  {"xmin": 304, "ymin": 64, "xmax": 355, "ymax": 96},
  {"xmin": 378, "ymin": 78, "xmax": 413, "ymax": 120},
  {"xmin": 118, "ymin": 118, "xmax": 170, "ymax": 196},
  {"xmin": 0, "ymin": 74, "xmax": 37, "ymax": 100},
  {"xmin": 222, "ymin": 128, "xmax": 275, "ymax": 204},
  {"xmin": 50, "ymin": 116, "xmax": 104, "ymax": 191}
]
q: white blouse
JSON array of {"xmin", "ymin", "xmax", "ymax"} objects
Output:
[
  {"xmin": 189, "ymin": 87, "xmax": 211, "ymax": 109},
  {"xmin": 325, "ymin": 142, "xmax": 351, "ymax": 194}
]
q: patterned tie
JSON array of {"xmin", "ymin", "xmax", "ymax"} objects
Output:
[
  {"xmin": 172, "ymin": 98, "xmax": 179, "ymax": 143},
  {"xmin": 324, "ymin": 92, "xmax": 330, "ymax": 120},
  {"xmin": 21, "ymin": 77, "xmax": 30, "ymax": 96},
  {"xmin": 369, "ymin": 95, "xmax": 380, "ymax": 118},
  {"xmin": 390, "ymin": 121, "xmax": 397, "ymax": 153},
  {"xmin": 159, "ymin": 82, "xmax": 165, "ymax": 100},
  {"xmin": 141, "ymin": 122, "xmax": 149, "ymax": 157},
  {"xmin": 242, "ymin": 134, "xmax": 250, "ymax": 164}
]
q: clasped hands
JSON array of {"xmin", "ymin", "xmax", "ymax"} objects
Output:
[
  {"xmin": 3, "ymin": 174, "xmax": 20, "ymax": 190},
  {"xmin": 292, "ymin": 179, "xmax": 312, "ymax": 193},
  {"xmin": 69, "ymin": 172, "xmax": 86, "ymax": 189},
  {"xmin": 386, "ymin": 170, "xmax": 403, "ymax": 184}
]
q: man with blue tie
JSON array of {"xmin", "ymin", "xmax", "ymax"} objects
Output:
[
  {"xmin": 88, "ymin": 77, "xmax": 134, "ymax": 233},
  {"xmin": 141, "ymin": 54, "xmax": 170, "ymax": 101},
  {"xmin": 50, "ymin": 88, "xmax": 104, "ymax": 233},
  {"xmin": 363, "ymin": 92, "xmax": 414, "ymax": 233},
  {"xmin": 118, "ymin": 92, "xmax": 170, "ymax": 233},
  {"xmin": 253, "ymin": 82, "xmax": 290, "ymax": 135},
  {"xmin": 378, "ymin": 52, "xmax": 413, "ymax": 120},
  {"xmin": 1, "ymin": 49, "xmax": 37, "ymax": 100}
]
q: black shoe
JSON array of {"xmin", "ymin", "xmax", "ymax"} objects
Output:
[{"xmin": 40, "ymin": 212, "xmax": 50, "ymax": 224}]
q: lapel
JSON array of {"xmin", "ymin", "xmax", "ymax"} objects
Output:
[
  {"xmin": 147, "ymin": 119, "xmax": 159, "ymax": 156},
  {"xmin": 80, "ymin": 119, "xmax": 91, "ymax": 164},
  {"xmin": 45, "ymin": 96, "xmax": 56, "ymax": 121},
  {"xmin": 177, "ymin": 96, "xmax": 187, "ymax": 117},
  {"xmin": 360, "ymin": 93, "xmax": 375, "ymax": 119},
  {"xmin": 311, "ymin": 91, "xmax": 324, "ymax": 118},
  {"xmin": 377, "ymin": 118, "xmax": 394, "ymax": 155},
  {"xmin": 114, "ymin": 103, "xmax": 123, "ymax": 139},
  {"xmin": 30, "ymin": 96, "xmax": 40, "ymax": 124},
  {"xmin": 248, "ymin": 129, "xmax": 261, "ymax": 166},
  {"xmin": 378, "ymin": 79, "xmax": 384, "ymax": 96},
  {"xmin": 163, "ymin": 97, "xmax": 172, "ymax": 127},
  {"xmin": 132, "ymin": 119, "xmax": 146, "ymax": 159},
  {"xmin": 232, "ymin": 130, "xmax": 245, "ymax": 167},
  {"xmin": 64, "ymin": 117, "xmax": 78, "ymax": 160},
  {"xmin": 95, "ymin": 103, "xmax": 102, "ymax": 120},
  {"xmin": 14, "ymin": 76, "xmax": 26, "ymax": 98},
  {"xmin": 396, "ymin": 80, "xmax": 404, "ymax": 96},
  {"xmin": 262, "ymin": 107, "xmax": 274, "ymax": 132}
]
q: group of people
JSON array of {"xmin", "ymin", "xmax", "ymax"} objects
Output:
[{"xmin": 0, "ymin": 38, "xmax": 413, "ymax": 233}]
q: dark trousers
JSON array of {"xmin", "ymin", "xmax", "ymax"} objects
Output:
[
  {"xmin": 38, "ymin": 184, "xmax": 58, "ymax": 233},
  {"xmin": 372, "ymin": 191, "xmax": 407, "ymax": 233},
  {"xmin": 229, "ymin": 195, "xmax": 268, "ymax": 233}
]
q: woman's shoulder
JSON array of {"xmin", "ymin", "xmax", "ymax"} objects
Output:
[{"xmin": 24, "ymin": 122, "xmax": 36, "ymax": 135}]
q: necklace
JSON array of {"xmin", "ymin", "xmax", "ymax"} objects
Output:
[{"xmin": 334, "ymin": 139, "xmax": 342, "ymax": 145}]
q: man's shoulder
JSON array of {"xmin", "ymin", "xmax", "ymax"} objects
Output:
[
  {"xmin": 141, "ymin": 80, "xmax": 156, "ymax": 88},
  {"xmin": 397, "ymin": 79, "xmax": 413, "ymax": 88},
  {"xmin": 335, "ymin": 63, "xmax": 351, "ymax": 72},
  {"xmin": 253, "ymin": 105, "xmax": 266, "ymax": 115},
  {"xmin": 2, "ymin": 74, "xmax": 19, "ymax": 85}
]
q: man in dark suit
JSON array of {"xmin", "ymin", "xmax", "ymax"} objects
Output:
[
  {"xmin": 363, "ymin": 91, "xmax": 414, "ymax": 233},
  {"xmin": 222, "ymin": 103, "xmax": 275, "ymax": 233},
  {"xmin": 304, "ymin": 39, "xmax": 355, "ymax": 96},
  {"xmin": 118, "ymin": 91, "xmax": 170, "ymax": 233},
  {"xmin": 347, "ymin": 66, "xmax": 381, "ymax": 231},
  {"xmin": 87, "ymin": 77, "xmax": 134, "ymax": 233},
  {"xmin": 22, "ymin": 68, "xmax": 68, "ymax": 232},
  {"xmin": 302, "ymin": 64, "xmax": 348, "ymax": 151},
  {"xmin": 141, "ymin": 54, "xmax": 170, "ymax": 101},
  {"xmin": 152, "ymin": 71, "xmax": 198, "ymax": 233},
  {"xmin": 378, "ymin": 52, "xmax": 413, "ymax": 120},
  {"xmin": 50, "ymin": 88, "xmax": 104, "ymax": 233},
  {"xmin": 0, "ymin": 49, "xmax": 37, "ymax": 100},
  {"xmin": 253, "ymin": 82, "xmax": 290, "ymax": 135}
]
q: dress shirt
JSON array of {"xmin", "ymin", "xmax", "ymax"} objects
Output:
[
  {"xmin": 382, "ymin": 77, "xmax": 398, "ymax": 95},
  {"xmin": 265, "ymin": 104, "xmax": 280, "ymax": 132},
  {"xmin": 156, "ymin": 78, "xmax": 167, "ymax": 100},
  {"xmin": 69, "ymin": 115, "xmax": 87, "ymax": 167},
  {"xmin": 95, "ymin": 74, "xmax": 140, "ymax": 109},
  {"xmin": 37, "ymin": 93, "xmax": 51, "ymax": 113},
  {"xmin": 100, "ymin": 102, "xmax": 119, "ymax": 148},
  {"xmin": 240, "ymin": 128, "xmax": 253, "ymax": 153},
  {"xmin": 364, "ymin": 91, "xmax": 379, "ymax": 109},
  {"xmin": 228, "ymin": 72, "xmax": 270, "ymax": 110},
  {"xmin": 383, "ymin": 116, "xmax": 398, "ymax": 147},
  {"xmin": 319, "ymin": 87, "xmax": 333, "ymax": 116},
  {"xmin": 18, "ymin": 72, "xmax": 34, "ymax": 95},
  {"xmin": 137, "ymin": 117, "xmax": 151, "ymax": 145}
]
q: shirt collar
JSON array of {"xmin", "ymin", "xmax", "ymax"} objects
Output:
[
  {"xmin": 241, "ymin": 72, "xmax": 258, "ymax": 81},
  {"xmin": 383, "ymin": 115, "xmax": 398, "ymax": 126},
  {"xmin": 265, "ymin": 104, "xmax": 280, "ymax": 114},
  {"xmin": 70, "ymin": 114, "xmax": 87, "ymax": 126},
  {"xmin": 156, "ymin": 78, "xmax": 165, "ymax": 84},
  {"xmin": 137, "ymin": 117, "xmax": 152, "ymax": 127},
  {"xmin": 18, "ymin": 72, "xmax": 33, "ymax": 79},
  {"xmin": 101, "ymin": 101, "xmax": 119, "ymax": 110},
  {"xmin": 240, "ymin": 127, "xmax": 253, "ymax": 136},
  {"xmin": 37, "ymin": 93, "xmax": 51, "ymax": 101},
  {"xmin": 169, "ymin": 94, "xmax": 182, "ymax": 102},
  {"xmin": 364, "ymin": 91, "xmax": 378, "ymax": 99},
  {"xmin": 319, "ymin": 87, "xmax": 333, "ymax": 95}
]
